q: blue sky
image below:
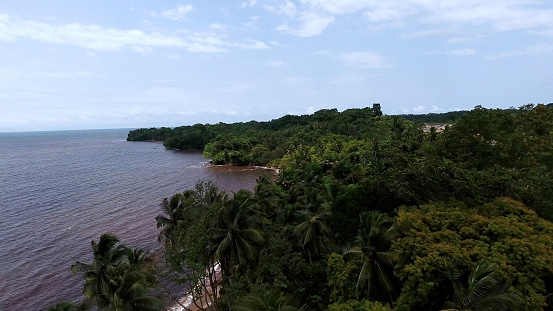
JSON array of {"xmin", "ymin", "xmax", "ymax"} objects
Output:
[{"xmin": 1, "ymin": 1, "xmax": 552, "ymax": 132}]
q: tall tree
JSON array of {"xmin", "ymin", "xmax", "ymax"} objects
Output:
[
  {"xmin": 441, "ymin": 261, "xmax": 520, "ymax": 311},
  {"xmin": 293, "ymin": 210, "xmax": 333, "ymax": 263},
  {"xmin": 209, "ymin": 190, "xmax": 265, "ymax": 278},
  {"xmin": 71, "ymin": 234, "xmax": 164, "ymax": 311},
  {"xmin": 110, "ymin": 268, "xmax": 165, "ymax": 311},
  {"xmin": 72, "ymin": 234, "xmax": 126, "ymax": 308},
  {"xmin": 156, "ymin": 190, "xmax": 200, "ymax": 245},
  {"xmin": 343, "ymin": 211, "xmax": 398, "ymax": 303}
]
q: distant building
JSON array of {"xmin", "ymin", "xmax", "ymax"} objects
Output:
[
  {"xmin": 372, "ymin": 103, "xmax": 382, "ymax": 116},
  {"xmin": 422, "ymin": 124, "xmax": 447, "ymax": 133}
]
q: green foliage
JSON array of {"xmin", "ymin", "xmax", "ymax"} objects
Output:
[
  {"xmin": 209, "ymin": 189, "xmax": 265, "ymax": 277},
  {"xmin": 71, "ymin": 234, "xmax": 164, "ymax": 311},
  {"xmin": 127, "ymin": 104, "xmax": 553, "ymax": 311},
  {"xmin": 400, "ymin": 110, "xmax": 470, "ymax": 123},
  {"xmin": 327, "ymin": 299, "xmax": 393, "ymax": 311},
  {"xmin": 293, "ymin": 210, "xmax": 333, "ymax": 263},
  {"xmin": 441, "ymin": 261, "xmax": 521, "ymax": 311},
  {"xmin": 233, "ymin": 291, "xmax": 305, "ymax": 311},
  {"xmin": 327, "ymin": 253, "xmax": 357, "ymax": 303},
  {"xmin": 343, "ymin": 212, "xmax": 398, "ymax": 303},
  {"xmin": 48, "ymin": 301, "xmax": 91, "ymax": 311},
  {"xmin": 127, "ymin": 127, "xmax": 173, "ymax": 142},
  {"xmin": 393, "ymin": 198, "xmax": 553, "ymax": 310}
]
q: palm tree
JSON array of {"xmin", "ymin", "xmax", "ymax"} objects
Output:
[
  {"xmin": 343, "ymin": 211, "xmax": 398, "ymax": 302},
  {"xmin": 72, "ymin": 234, "xmax": 127, "ymax": 308},
  {"xmin": 156, "ymin": 190, "xmax": 199, "ymax": 244},
  {"xmin": 72, "ymin": 234, "xmax": 164, "ymax": 310},
  {"xmin": 441, "ymin": 261, "xmax": 520, "ymax": 311},
  {"xmin": 209, "ymin": 190, "xmax": 265, "ymax": 278},
  {"xmin": 110, "ymin": 268, "xmax": 165, "ymax": 311},
  {"xmin": 48, "ymin": 301, "xmax": 91, "ymax": 311},
  {"xmin": 293, "ymin": 210, "xmax": 333, "ymax": 263},
  {"xmin": 122, "ymin": 247, "xmax": 150, "ymax": 269},
  {"xmin": 252, "ymin": 175, "xmax": 284, "ymax": 219},
  {"xmin": 234, "ymin": 292, "xmax": 308, "ymax": 311}
]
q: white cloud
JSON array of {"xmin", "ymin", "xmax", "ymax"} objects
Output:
[
  {"xmin": 163, "ymin": 53, "xmax": 181, "ymax": 60},
  {"xmin": 487, "ymin": 43, "xmax": 553, "ymax": 59},
  {"xmin": 421, "ymin": 2, "xmax": 553, "ymax": 32},
  {"xmin": 412, "ymin": 104, "xmax": 444, "ymax": 113},
  {"xmin": 364, "ymin": 5, "xmax": 414, "ymax": 23},
  {"xmin": 338, "ymin": 51, "xmax": 388, "ymax": 68},
  {"xmin": 0, "ymin": 14, "xmax": 221, "ymax": 52},
  {"xmin": 284, "ymin": 11, "xmax": 335, "ymax": 37},
  {"xmin": 301, "ymin": 0, "xmax": 372, "ymax": 15},
  {"xmin": 264, "ymin": 1, "xmax": 297, "ymax": 17},
  {"xmin": 132, "ymin": 46, "xmax": 153, "ymax": 54},
  {"xmin": 413, "ymin": 105, "xmax": 426, "ymax": 113},
  {"xmin": 528, "ymin": 28, "xmax": 553, "ymax": 37},
  {"xmin": 210, "ymin": 23, "xmax": 228, "ymax": 31},
  {"xmin": 408, "ymin": 27, "xmax": 461, "ymax": 38},
  {"xmin": 269, "ymin": 1, "xmax": 553, "ymax": 37},
  {"xmin": 160, "ymin": 4, "xmax": 193, "ymax": 21},
  {"xmin": 233, "ymin": 39, "xmax": 269, "ymax": 49},
  {"xmin": 243, "ymin": 16, "xmax": 261, "ymax": 30},
  {"xmin": 449, "ymin": 48, "xmax": 476, "ymax": 56},
  {"xmin": 447, "ymin": 35, "xmax": 482, "ymax": 43},
  {"xmin": 240, "ymin": 0, "xmax": 256, "ymax": 8},
  {"xmin": 0, "ymin": 14, "xmax": 269, "ymax": 53},
  {"xmin": 187, "ymin": 31, "xmax": 268, "ymax": 49},
  {"xmin": 0, "ymin": 69, "xmax": 94, "ymax": 81},
  {"xmin": 425, "ymin": 48, "xmax": 476, "ymax": 56}
]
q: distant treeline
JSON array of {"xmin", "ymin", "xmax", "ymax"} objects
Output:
[
  {"xmin": 399, "ymin": 110, "xmax": 471, "ymax": 122},
  {"xmin": 127, "ymin": 106, "xmax": 383, "ymax": 163},
  {"xmin": 127, "ymin": 104, "xmax": 549, "ymax": 166},
  {"xmin": 400, "ymin": 103, "xmax": 553, "ymax": 123}
]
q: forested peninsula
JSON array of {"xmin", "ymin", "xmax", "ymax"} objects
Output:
[{"xmin": 54, "ymin": 104, "xmax": 553, "ymax": 311}]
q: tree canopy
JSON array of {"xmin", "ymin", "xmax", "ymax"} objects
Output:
[{"xmin": 54, "ymin": 104, "xmax": 553, "ymax": 310}]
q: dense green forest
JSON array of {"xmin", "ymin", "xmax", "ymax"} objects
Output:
[{"xmin": 56, "ymin": 104, "xmax": 553, "ymax": 310}]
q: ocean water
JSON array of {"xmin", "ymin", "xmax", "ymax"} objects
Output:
[{"xmin": 0, "ymin": 129, "xmax": 275, "ymax": 310}]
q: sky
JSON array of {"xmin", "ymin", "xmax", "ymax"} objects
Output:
[{"xmin": 1, "ymin": 1, "xmax": 552, "ymax": 132}]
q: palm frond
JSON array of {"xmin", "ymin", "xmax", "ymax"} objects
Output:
[{"xmin": 71, "ymin": 261, "xmax": 92, "ymax": 274}]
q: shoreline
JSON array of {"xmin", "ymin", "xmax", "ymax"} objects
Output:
[
  {"xmin": 166, "ymin": 263, "xmax": 222, "ymax": 311},
  {"xmin": 133, "ymin": 140, "xmax": 281, "ymax": 174},
  {"xmin": 208, "ymin": 163, "xmax": 279, "ymax": 173}
]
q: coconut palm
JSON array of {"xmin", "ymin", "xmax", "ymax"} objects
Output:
[
  {"xmin": 122, "ymin": 247, "xmax": 150, "ymax": 269},
  {"xmin": 293, "ymin": 210, "xmax": 333, "ymax": 263},
  {"xmin": 209, "ymin": 190, "xmax": 265, "ymax": 277},
  {"xmin": 441, "ymin": 261, "xmax": 520, "ymax": 311},
  {"xmin": 343, "ymin": 211, "xmax": 398, "ymax": 302},
  {"xmin": 48, "ymin": 301, "xmax": 91, "ymax": 311},
  {"xmin": 252, "ymin": 175, "xmax": 284, "ymax": 219},
  {"xmin": 72, "ymin": 234, "xmax": 164, "ymax": 311},
  {"xmin": 234, "ymin": 292, "xmax": 308, "ymax": 311},
  {"xmin": 72, "ymin": 234, "xmax": 127, "ymax": 308},
  {"xmin": 110, "ymin": 268, "xmax": 165, "ymax": 311},
  {"xmin": 156, "ymin": 190, "xmax": 197, "ymax": 244}
]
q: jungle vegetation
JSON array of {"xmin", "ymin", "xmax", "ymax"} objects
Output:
[{"xmin": 56, "ymin": 104, "xmax": 553, "ymax": 310}]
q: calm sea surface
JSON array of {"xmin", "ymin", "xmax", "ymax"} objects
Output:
[{"xmin": 0, "ymin": 129, "xmax": 275, "ymax": 310}]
